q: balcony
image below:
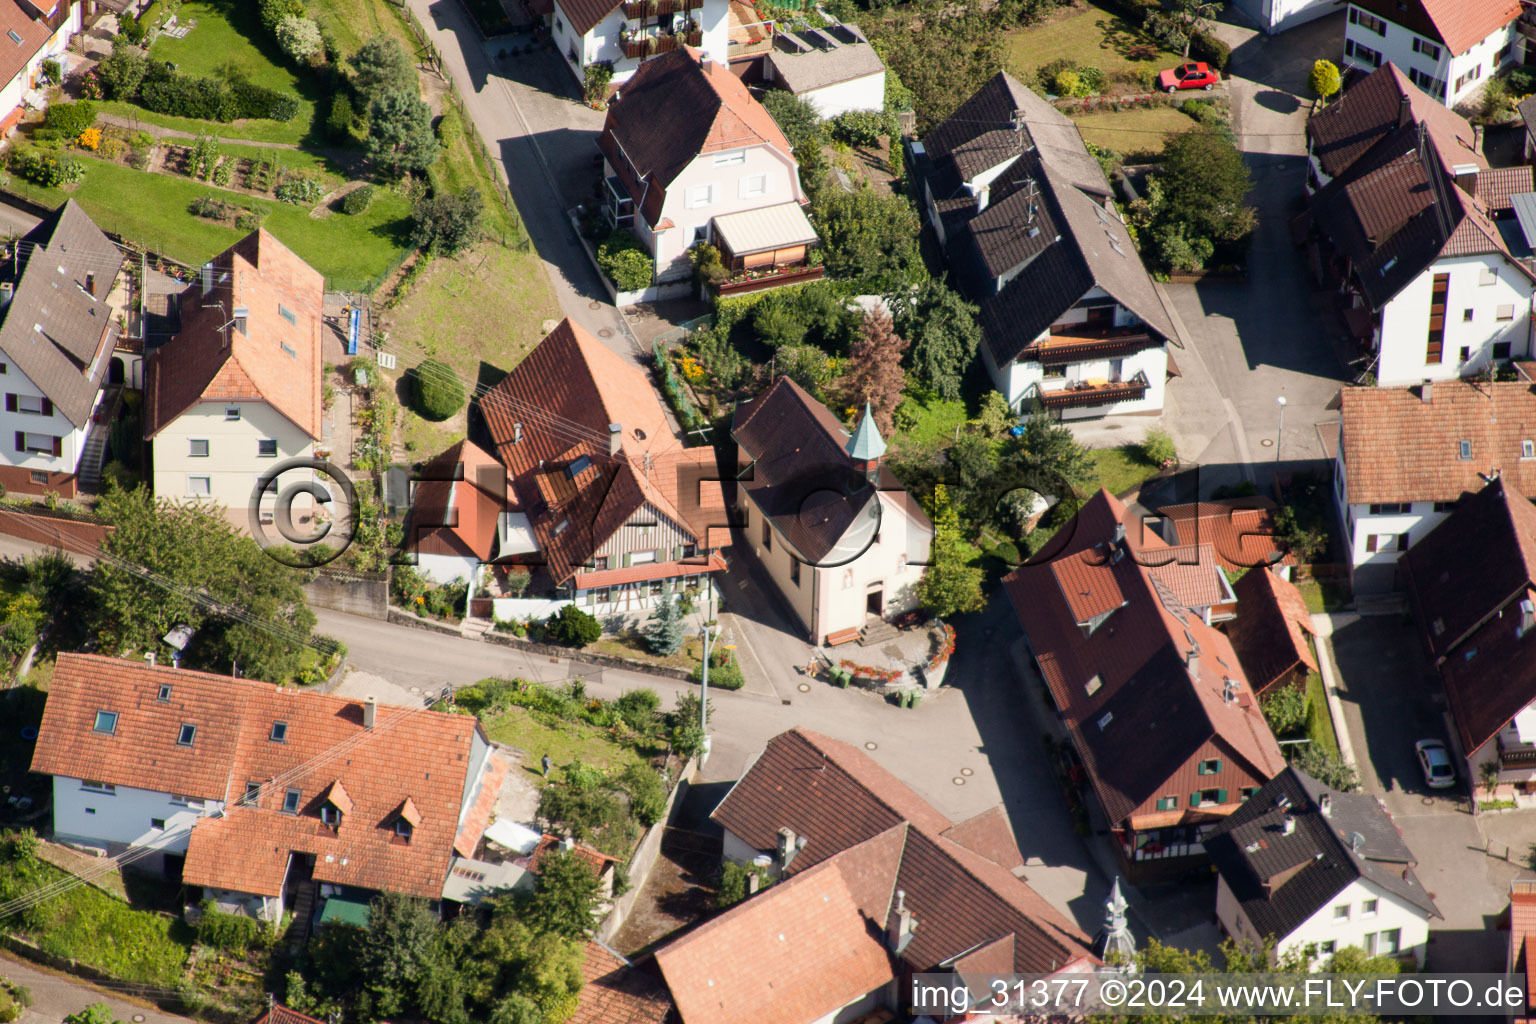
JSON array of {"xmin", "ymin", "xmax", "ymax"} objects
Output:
[
  {"xmin": 621, "ymin": 25, "xmax": 700, "ymax": 58},
  {"xmin": 622, "ymin": 0, "xmax": 701, "ymax": 17},
  {"xmin": 1519, "ymin": 11, "xmax": 1536, "ymax": 40},
  {"xmin": 1037, "ymin": 370, "xmax": 1151, "ymax": 410},
  {"xmin": 1500, "ymin": 743, "xmax": 1536, "ymax": 769},
  {"xmin": 1019, "ymin": 324, "xmax": 1157, "ymax": 367}
]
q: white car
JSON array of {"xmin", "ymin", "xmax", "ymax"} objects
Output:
[{"xmin": 1415, "ymin": 739, "xmax": 1456, "ymax": 789}]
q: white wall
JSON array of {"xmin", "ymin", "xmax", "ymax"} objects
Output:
[
  {"xmin": 52, "ymin": 775, "xmax": 222, "ymax": 854},
  {"xmin": 1343, "ymin": 502, "xmax": 1447, "ymax": 568},
  {"xmin": 796, "ymin": 71, "xmax": 886, "ymax": 118},
  {"xmin": 650, "ymin": 143, "xmax": 804, "ymax": 281},
  {"xmin": 0, "ymin": 3, "xmax": 81, "ymax": 124},
  {"xmin": 151, "ymin": 400, "xmax": 316, "ymax": 528},
  {"xmin": 1342, "ymin": 3, "xmax": 1517, "ymax": 107},
  {"xmin": 555, "ymin": 0, "xmax": 730, "ymax": 84},
  {"xmin": 1376, "ymin": 255, "xmax": 1534, "ymax": 387},
  {"xmin": 1231, "ymin": 0, "xmax": 1337, "ymax": 34},
  {"xmin": 0, "ymin": 362, "xmax": 91, "ymax": 475},
  {"xmin": 721, "ymin": 827, "xmax": 762, "ymax": 865},
  {"xmin": 1219, "ymin": 873, "xmax": 1430, "ymax": 968},
  {"xmin": 419, "ymin": 551, "xmax": 479, "ymax": 587}
]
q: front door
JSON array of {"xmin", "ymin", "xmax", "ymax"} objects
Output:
[{"xmin": 866, "ymin": 587, "xmax": 883, "ymax": 617}]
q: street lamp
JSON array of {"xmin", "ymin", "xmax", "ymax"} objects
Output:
[
  {"xmin": 1275, "ymin": 396, "xmax": 1287, "ymax": 464},
  {"xmin": 698, "ymin": 624, "xmax": 719, "ymax": 764}
]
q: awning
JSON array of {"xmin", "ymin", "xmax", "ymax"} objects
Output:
[
  {"xmin": 712, "ymin": 202, "xmax": 819, "ymax": 257},
  {"xmin": 484, "ymin": 819, "xmax": 543, "ymax": 854},
  {"xmin": 318, "ymin": 896, "xmax": 371, "ymax": 928}
]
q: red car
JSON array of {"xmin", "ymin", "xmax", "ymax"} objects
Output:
[{"xmin": 1159, "ymin": 61, "xmax": 1219, "ymax": 92}]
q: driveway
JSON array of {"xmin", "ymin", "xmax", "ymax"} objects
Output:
[
  {"xmin": 1159, "ymin": 12, "xmax": 1350, "ymax": 495},
  {"xmin": 1327, "ymin": 612, "xmax": 1516, "ymax": 971}
]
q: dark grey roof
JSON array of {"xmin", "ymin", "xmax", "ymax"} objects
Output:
[
  {"xmin": 765, "ymin": 23, "xmax": 886, "ymax": 95},
  {"xmin": 0, "ymin": 200, "xmax": 121, "ymax": 426},
  {"xmin": 1522, "ymin": 95, "xmax": 1536, "ymax": 147},
  {"xmin": 1204, "ymin": 767, "xmax": 1440, "ymax": 942}
]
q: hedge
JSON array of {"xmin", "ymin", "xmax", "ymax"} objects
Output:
[
  {"xmin": 596, "ymin": 229, "xmax": 653, "ymax": 292},
  {"xmin": 139, "ymin": 68, "xmax": 299, "ymax": 123}
]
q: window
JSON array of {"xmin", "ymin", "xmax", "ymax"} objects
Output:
[
  {"xmin": 278, "ymin": 304, "xmax": 297, "ymax": 326},
  {"xmin": 19, "ymin": 432, "xmax": 55, "ymax": 455},
  {"xmin": 81, "ymin": 780, "xmax": 115, "ymax": 793},
  {"xmin": 1463, "ymin": 309, "xmax": 1474, "ymax": 322},
  {"xmin": 157, "ymin": 684, "xmax": 172, "ymax": 702},
  {"xmin": 28, "ymin": 470, "xmax": 45, "ymax": 485},
  {"xmin": 93, "ymin": 710, "xmax": 118, "ymax": 734},
  {"xmin": 1362, "ymin": 898, "xmax": 1379, "ymax": 916},
  {"xmin": 630, "ymin": 549, "xmax": 657, "ymax": 564},
  {"xmin": 1434, "ymin": 499, "xmax": 1460, "ymax": 512},
  {"xmin": 1499, "ymin": 41, "xmax": 1515, "ymax": 64},
  {"xmin": 1345, "ymin": 39, "xmax": 1382, "ymax": 67},
  {"xmin": 320, "ymin": 805, "xmax": 341, "ymax": 825},
  {"xmin": 243, "ymin": 782, "xmax": 261, "ymax": 804},
  {"xmin": 1378, "ymin": 928, "xmax": 1401, "ymax": 955},
  {"xmin": 1085, "ymin": 674, "xmax": 1102, "ymax": 696},
  {"xmin": 1459, "ymin": 439, "xmax": 1472, "ymax": 460},
  {"xmin": 1524, "ymin": 441, "xmax": 1535, "ymax": 460},
  {"xmin": 1481, "ymin": 268, "xmax": 1499, "ymax": 286},
  {"xmin": 1426, "ymin": 273, "xmax": 1448, "ymax": 362},
  {"xmin": 1320, "ymin": 940, "xmax": 1337, "ymax": 955},
  {"xmin": 1156, "ymin": 796, "xmax": 1178, "ymax": 811},
  {"xmin": 1407, "ymin": 67, "xmax": 1446, "ymax": 98},
  {"xmin": 594, "ymin": 587, "xmax": 612, "ymax": 603},
  {"xmin": 1240, "ymin": 786, "xmax": 1259, "ymax": 801},
  {"xmin": 188, "ymin": 476, "xmax": 211, "ymax": 497},
  {"xmin": 554, "ymin": 518, "xmax": 570, "ymax": 535},
  {"xmin": 1498, "ymin": 304, "xmax": 1516, "ymax": 321},
  {"xmin": 1098, "ymin": 712, "xmax": 1114, "ymax": 730},
  {"xmin": 686, "ymin": 184, "xmax": 716, "ymax": 208},
  {"xmin": 280, "ymin": 342, "xmax": 296, "ymax": 359},
  {"xmin": 1192, "ymin": 787, "xmax": 1224, "ymax": 806},
  {"xmin": 1455, "ymin": 65, "xmax": 1483, "ymax": 91},
  {"xmin": 713, "ymin": 151, "xmax": 746, "ymax": 166},
  {"xmin": 12, "ymin": 394, "xmax": 42, "ymax": 414},
  {"xmin": 177, "ymin": 723, "xmax": 196, "ymax": 746},
  {"xmin": 739, "ymin": 174, "xmax": 767, "ymax": 198},
  {"xmin": 1198, "ymin": 758, "xmax": 1223, "ymax": 775},
  {"xmin": 225, "ymin": 407, "xmax": 240, "ymax": 421},
  {"xmin": 1363, "ymin": 932, "xmax": 1378, "ymax": 955},
  {"xmin": 189, "ymin": 439, "xmax": 209, "ymax": 458},
  {"xmin": 396, "ymin": 819, "xmax": 413, "ymax": 838},
  {"xmin": 169, "ymin": 794, "xmax": 202, "ymax": 807},
  {"xmin": 282, "ymin": 788, "xmax": 301, "ymax": 814},
  {"xmin": 1496, "ymin": 341, "xmax": 1513, "ymax": 359},
  {"xmin": 790, "ymin": 558, "xmax": 800, "ymax": 586},
  {"xmin": 1368, "ymin": 502, "xmax": 1409, "ymax": 515},
  {"xmin": 270, "ymin": 721, "xmax": 287, "ymax": 742},
  {"xmin": 761, "ymin": 520, "xmax": 771, "ymax": 550},
  {"xmin": 1333, "ymin": 904, "xmax": 1350, "ymax": 920},
  {"xmin": 150, "ymin": 817, "xmax": 165, "ymax": 830},
  {"xmin": 1411, "ymin": 36, "xmax": 1441, "ymax": 60},
  {"xmin": 1348, "ymin": 6, "xmax": 1386, "ymax": 34},
  {"xmin": 257, "ymin": 438, "xmax": 278, "ymax": 457}
]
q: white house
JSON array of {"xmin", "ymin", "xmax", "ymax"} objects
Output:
[
  {"xmin": 30, "ymin": 653, "xmax": 506, "ymax": 921},
  {"xmin": 598, "ymin": 47, "xmax": 817, "ymax": 293},
  {"xmin": 143, "ymin": 230, "xmax": 326, "ymax": 532},
  {"xmin": 0, "ymin": 0, "xmax": 84, "ymax": 135},
  {"xmin": 1341, "ymin": 0, "xmax": 1521, "ymax": 109},
  {"xmin": 761, "ymin": 21, "xmax": 886, "ymax": 118},
  {"xmin": 732, "ymin": 381, "xmax": 933, "ymax": 646},
  {"xmin": 1334, "ymin": 378, "xmax": 1536, "ymax": 593},
  {"xmin": 1302, "ymin": 64, "xmax": 1536, "ymax": 387},
  {"xmin": 1206, "ymin": 767, "xmax": 1439, "ymax": 969},
  {"xmin": 0, "ymin": 200, "xmax": 121, "ymax": 499},
  {"xmin": 914, "ymin": 72, "xmax": 1174, "ymax": 420},
  {"xmin": 1228, "ymin": 0, "xmax": 1337, "ymax": 35},
  {"xmin": 549, "ymin": 0, "xmax": 728, "ymax": 87}
]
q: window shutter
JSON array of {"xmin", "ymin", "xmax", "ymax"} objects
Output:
[
  {"xmin": 1366, "ymin": 535, "xmax": 1378, "ymax": 553},
  {"xmin": 622, "ymin": 552, "xmax": 631, "ymax": 568},
  {"xmin": 4, "ymin": 394, "xmax": 15, "ymax": 413},
  {"xmin": 40, "ymin": 398, "xmax": 52, "ymax": 417},
  {"xmin": 1212, "ymin": 759, "xmax": 1223, "ymax": 773},
  {"xmin": 11, "ymin": 431, "xmax": 19, "ymax": 453},
  {"xmin": 52, "ymin": 436, "xmax": 61, "ymax": 457},
  {"xmin": 1216, "ymin": 788, "xmax": 1228, "ymax": 804},
  {"xmin": 673, "ymin": 545, "xmax": 683, "ymax": 561},
  {"xmin": 1190, "ymin": 792, "xmax": 1201, "ymax": 808}
]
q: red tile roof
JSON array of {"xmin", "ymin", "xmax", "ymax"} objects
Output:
[
  {"xmin": 522, "ymin": 834, "xmax": 623, "ymax": 875},
  {"xmin": 600, "ymin": 49, "xmax": 795, "ymax": 229},
  {"xmin": 1340, "ymin": 381, "xmax": 1536, "ymax": 505},
  {"xmin": 1159, "ymin": 498, "xmax": 1296, "ymax": 574},
  {"xmin": 251, "ymin": 1006, "xmax": 327, "ymax": 1024},
  {"xmin": 1355, "ymin": 0, "xmax": 1520, "ymax": 55},
  {"xmin": 144, "ymin": 230, "xmax": 324, "ymax": 440},
  {"xmin": 0, "ymin": 0, "xmax": 54, "ymax": 100},
  {"xmin": 480, "ymin": 319, "xmax": 727, "ymax": 586},
  {"xmin": 1004, "ymin": 490, "xmax": 1286, "ymax": 825},
  {"xmin": 573, "ymin": 552, "xmax": 726, "ymax": 589},
  {"xmin": 413, "ymin": 439, "xmax": 512, "ymax": 563},
  {"xmin": 1223, "ymin": 569, "xmax": 1318, "ymax": 697},
  {"xmin": 1511, "ymin": 882, "xmax": 1536, "ymax": 1018},
  {"xmin": 30, "ymin": 654, "xmax": 498, "ymax": 900},
  {"xmin": 939, "ymin": 805, "xmax": 1024, "ymax": 871},
  {"xmin": 573, "ymin": 943, "xmax": 674, "ymax": 1024}
]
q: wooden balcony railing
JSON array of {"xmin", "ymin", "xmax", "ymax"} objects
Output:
[
  {"xmin": 622, "ymin": 0, "xmax": 701, "ymax": 18},
  {"xmin": 1501, "ymin": 746, "xmax": 1536, "ymax": 768},
  {"xmin": 1037, "ymin": 372, "xmax": 1150, "ymax": 410},
  {"xmin": 621, "ymin": 28, "xmax": 699, "ymax": 57}
]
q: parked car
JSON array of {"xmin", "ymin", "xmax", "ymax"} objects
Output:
[
  {"xmin": 1159, "ymin": 62, "xmax": 1219, "ymax": 93},
  {"xmin": 1415, "ymin": 739, "xmax": 1456, "ymax": 789}
]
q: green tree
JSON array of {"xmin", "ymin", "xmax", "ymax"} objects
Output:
[
  {"xmin": 45, "ymin": 101, "xmax": 95, "ymax": 138},
  {"xmin": 917, "ymin": 484, "xmax": 986, "ymax": 617},
  {"xmin": 326, "ymin": 92, "xmax": 356, "ymax": 139},
  {"xmin": 837, "ymin": 311, "xmax": 909, "ymax": 433},
  {"xmin": 95, "ymin": 41, "xmax": 147, "ymax": 100},
  {"xmin": 619, "ymin": 763, "xmax": 667, "ymax": 825},
  {"xmin": 972, "ymin": 391, "xmax": 1017, "ymax": 438},
  {"xmin": 890, "ymin": 279, "xmax": 982, "ymax": 402},
  {"xmin": 996, "ymin": 413, "xmax": 1094, "ymax": 501},
  {"xmin": 411, "ymin": 187, "xmax": 485, "ymax": 255},
  {"xmin": 813, "ymin": 187, "xmax": 925, "ymax": 289},
  {"xmin": 471, "ymin": 905, "xmax": 584, "ymax": 1023},
  {"xmin": 368, "ymin": 89, "xmax": 437, "ymax": 177},
  {"xmin": 358, "ymin": 893, "xmax": 450, "ymax": 1019},
  {"xmin": 1141, "ymin": 427, "xmax": 1178, "ymax": 467},
  {"xmin": 259, "ymin": 0, "xmax": 306, "ymax": 32},
  {"xmin": 644, "ymin": 595, "xmax": 684, "ymax": 655},
  {"xmin": 1261, "ymin": 685, "xmax": 1308, "ymax": 737},
  {"xmin": 89, "ymin": 485, "xmax": 318, "ymax": 682},
  {"xmin": 1309, "ymin": 59, "xmax": 1341, "ymax": 103},
  {"xmin": 761, "ymin": 89, "xmax": 823, "ymax": 151},
  {"xmin": 276, "ymin": 15, "xmax": 323, "ymax": 61},
  {"xmin": 1154, "ymin": 129, "xmax": 1255, "ymax": 245},
  {"xmin": 669, "ymin": 692, "xmax": 708, "ymax": 759},
  {"xmin": 866, "ymin": 0, "xmax": 1005, "ymax": 134},
  {"xmin": 409, "ymin": 358, "xmax": 466, "ymax": 420},
  {"xmin": 525, "ymin": 849, "xmax": 603, "ymax": 940},
  {"xmin": 1272, "ymin": 504, "xmax": 1326, "ymax": 563},
  {"xmin": 1153, "ymin": 0, "xmax": 1224, "ymax": 59},
  {"xmin": 1293, "ymin": 744, "xmax": 1360, "ymax": 792},
  {"xmin": 545, "ymin": 604, "xmax": 601, "ymax": 647},
  {"xmin": 351, "ymin": 35, "xmax": 418, "ymax": 104}
]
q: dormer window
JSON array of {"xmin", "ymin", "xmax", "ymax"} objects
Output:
[
  {"xmin": 157, "ymin": 684, "xmax": 172, "ymax": 702},
  {"xmin": 396, "ymin": 796, "xmax": 422, "ymax": 841},
  {"xmin": 93, "ymin": 710, "xmax": 118, "ymax": 734},
  {"xmin": 320, "ymin": 805, "xmax": 342, "ymax": 826},
  {"xmin": 395, "ymin": 819, "xmax": 413, "ymax": 839},
  {"xmin": 177, "ymin": 723, "xmax": 197, "ymax": 747}
]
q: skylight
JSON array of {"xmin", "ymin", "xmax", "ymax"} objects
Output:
[
  {"xmin": 270, "ymin": 721, "xmax": 288, "ymax": 742},
  {"xmin": 7, "ymin": 30, "xmax": 21, "ymax": 44},
  {"xmin": 177, "ymin": 724, "xmax": 197, "ymax": 746},
  {"xmin": 93, "ymin": 710, "xmax": 118, "ymax": 734}
]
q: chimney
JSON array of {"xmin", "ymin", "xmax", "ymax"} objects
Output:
[
  {"xmin": 1113, "ymin": 522, "xmax": 1125, "ymax": 545},
  {"xmin": 232, "ymin": 306, "xmax": 248, "ymax": 335},
  {"xmin": 562, "ymin": 836, "xmax": 576, "ymax": 852},
  {"xmin": 201, "ymin": 262, "xmax": 213, "ymax": 295},
  {"xmin": 363, "ymin": 696, "xmax": 377, "ymax": 730},
  {"xmin": 1282, "ymin": 816, "xmax": 1296, "ymax": 835},
  {"xmin": 1421, "ymin": 379, "xmax": 1433, "ymax": 404},
  {"xmin": 145, "ymin": 651, "xmax": 156, "ymax": 667},
  {"xmin": 513, "ymin": 422, "xmax": 523, "ymax": 444},
  {"xmin": 886, "ymin": 889, "xmax": 915, "ymax": 953},
  {"xmin": 1521, "ymin": 598, "xmax": 1535, "ymax": 637},
  {"xmin": 609, "ymin": 422, "xmax": 622, "ymax": 456},
  {"xmin": 777, "ymin": 827, "xmax": 799, "ymax": 869},
  {"xmin": 1186, "ymin": 647, "xmax": 1200, "ymax": 679},
  {"xmin": 1473, "ymin": 123, "xmax": 1485, "ymax": 154},
  {"xmin": 1222, "ymin": 677, "xmax": 1238, "ymax": 704},
  {"xmin": 0, "ymin": 282, "xmax": 13, "ymax": 309},
  {"xmin": 1319, "ymin": 794, "xmax": 1332, "ymax": 817}
]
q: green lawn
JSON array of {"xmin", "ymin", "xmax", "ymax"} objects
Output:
[
  {"xmin": 481, "ymin": 706, "xmax": 645, "ymax": 785},
  {"xmin": 310, "ymin": 0, "xmax": 417, "ymax": 60},
  {"xmin": 1294, "ymin": 576, "xmax": 1352, "ymax": 614},
  {"xmin": 589, "ymin": 633, "xmax": 705, "ymax": 671},
  {"xmin": 1089, "ymin": 444, "xmax": 1161, "ymax": 497},
  {"xmin": 7, "ymin": 155, "xmax": 413, "ymax": 285},
  {"xmin": 1006, "ymin": 0, "xmax": 1183, "ymax": 85},
  {"xmin": 891, "ymin": 392, "xmax": 969, "ymax": 450},
  {"xmin": 1304, "ymin": 668, "xmax": 1340, "ymax": 760},
  {"xmin": 1073, "ymin": 104, "xmax": 1198, "ymax": 161}
]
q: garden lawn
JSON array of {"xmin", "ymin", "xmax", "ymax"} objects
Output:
[
  {"xmin": 481, "ymin": 706, "xmax": 645, "ymax": 784},
  {"xmin": 1005, "ymin": 0, "xmax": 1182, "ymax": 85},
  {"xmin": 310, "ymin": 0, "xmax": 416, "ymax": 59},
  {"xmin": 0, "ymin": 847, "xmax": 190, "ymax": 986},
  {"xmin": 1089, "ymin": 444, "xmax": 1161, "ymax": 497},
  {"xmin": 1072, "ymin": 104, "xmax": 1197, "ymax": 161},
  {"xmin": 1304, "ymin": 668, "xmax": 1340, "ymax": 760},
  {"xmin": 137, "ymin": 0, "xmax": 322, "ymax": 145},
  {"xmin": 890, "ymin": 392, "xmax": 968, "ymax": 451},
  {"xmin": 432, "ymin": 111, "xmax": 519, "ymax": 239},
  {"xmin": 8, "ymin": 155, "xmax": 413, "ymax": 285},
  {"xmin": 588, "ymin": 634, "xmax": 705, "ymax": 671}
]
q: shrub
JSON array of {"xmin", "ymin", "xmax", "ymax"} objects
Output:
[
  {"xmin": 39, "ymin": 58, "xmax": 59, "ymax": 84},
  {"xmin": 1308, "ymin": 59, "xmax": 1341, "ymax": 102},
  {"xmin": 326, "ymin": 92, "xmax": 355, "ymax": 140},
  {"xmin": 229, "ymin": 79, "xmax": 300, "ymax": 121},
  {"xmin": 619, "ymin": 763, "xmax": 667, "ymax": 826},
  {"xmin": 342, "ymin": 184, "xmax": 375, "ymax": 214},
  {"xmin": 195, "ymin": 900, "xmax": 260, "ymax": 951},
  {"xmin": 545, "ymin": 604, "xmax": 601, "ymax": 647},
  {"xmin": 688, "ymin": 647, "xmax": 743, "ymax": 690},
  {"xmin": 45, "ymin": 101, "xmax": 96, "ymax": 139},
  {"xmin": 716, "ymin": 860, "xmax": 771, "ymax": 909},
  {"xmin": 583, "ymin": 60, "xmax": 614, "ymax": 105},
  {"xmin": 274, "ymin": 176, "xmax": 325, "ymax": 204},
  {"xmin": 1262, "ymin": 685, "xmax": 1308, "ymax": 737},
  {"xmin": 1141, "ymin": 427, "xmax": 1177, "ymax": 467},
  {"xmin": 141, "ymin": 73, "xmax": 239, "ymax": 121},
  {"xmin": 259, "ymin": 0, "xmax": 306, "ymax": 33},
  {"xmin": 687, "ymin": 241, "xmax": 728, "ymax": 288},
  {"xmin": 275, "ymin": 14, "xmax": 323, "ymax": 62},
  {"xmin": 596, "ymin": 229, "xmax": 653, "ymax": 292},
  {"xmin": 614, "ymin": 689, "xmax": 660, "ymax": 733},
  {"xmin": 827, "ymin": 109, "xmax": 897, "ymax": 147},
  {"xmin": 409, "ymin": 187, "xmax": 483, "ymax": 255},
  {"xmin": 409, "ymin": 358, "xmax": 465, "ymax": 420},
  {"xmin": 11, "ymin": 150, "xmax": 65, "ymax": 187},
  {"xmin": 119, "ymin": 11, "xmax": 147, "ymax": 44},
  {"xmin": 189, "ymin": 194, "xmax": 230, "ymax": 219},
  {"xmin": 0, "ymin": 992, "xmax": 16, "ymax": 1023},
  {"xmin": 1054, "ymin": 69, "xmax": 1086, "ymax": 98},
  {"xmin": 96, "ymin": 45, "xmax": 147, "ymax": 100},
  {"xmin": 1189, "ymin": 28, "xmax": 1230, "ymax": 71}
]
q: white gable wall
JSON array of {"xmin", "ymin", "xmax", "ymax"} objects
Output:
[
  {"xmin": 1376, "ymin": 255, "xmax": 1534, "ymax": 387},
  {"xmin": 784, "ymin": 71, "xmax": 885, "ymax": 118},
  {"xmin": 0, "ymin": 360, "xmax": 90, "ymax": 475},
  {"xmin": 1341, "ymin": 3, "xmax": 1518, "ymax": 107},
  {"xmin": 52, "ymin": 775, "xmax": 222, "ymax": 855},
  {"xmin": 1217, "ymin": 872, "xmax": 1431, "ymax": 968}
]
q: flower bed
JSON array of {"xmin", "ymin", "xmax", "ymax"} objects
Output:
[
  {"xmin": 926, "ymin": 623, "xmax": 956, "ymax": 671},
  {"xmin": 839, "ymin": 658, "xmax": 904, "ymax": 684}
]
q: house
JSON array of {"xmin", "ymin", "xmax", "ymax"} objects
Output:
[
  {"xmin": 665, "ymin": 727, "xmax": 1095, "ymax": 1023},
  {"xmin": 1340, "ymin": 0, "xmax": 1521, "ymax": 108},
  {"xmin": 1333, "ymin": 379, "xmax": 1536, "ymax": 593},
  {"xmin": 912, "ymin": 72, "xmax": 1174, "ymax": 420},
  {"xmin": 761, "ymin": 21, "xmax": 885, "ymax": 118},
  {"xmin": 1228, "ymin": 0, "xmax": 1337, "ymax": 35},
  {"xmin": 1222, "ymin": 568, "xmax": 1319, "ymax": 698},
  {"xmin": 29, "ymin": 653, "xmax": 507, "ymax": 922},
  {"xmin": 0, "ymin": 199, "xmax": 121, "ymax": 498},
  {"xmin": 143, "ymin": 230, "xmax": 324, "ymax": 531},
  {"xmin": 1205, "ymin": 766, "xmax": 1440, "ymax": 968},
  {"xmin": 408, "ymin": 438, "xmax": 514, "ymax": 587},
  {"xmin": 731, "ymin": 380, "xmax": 933, "ymax": 645},
  {"xmin": 0, "ymin": 0, "xmax": 84, "ymax": 136},
  {"xmin": 1506, "ymin": 880, "xmax": 1536, "ymax": 1024},
  {"xmin": 1300, "ymin": 63, "xmax": 1536, "ymax": 386},
  {"xmin": 478, "ymin": 317, "xmax": 728, "ymax": 619},
  {"xmin": 549, "ymin": 0, "xmax": 728, "ymax": 88},
  {"xmin": 1399, "ymin": 475, "xmax": 1536, "ymax": 796},
  {"xmin": 598, "ymin": 47, "xmax": 818, "ymax": 295},
  {"xmin": 572, "ymin": 942, "xmax": 674, "ymax": 1024},
  {"xmin": 1005, "ymin": 490, "xmax": 1287, "ymax": 883},
  {"xmin": 1156, "ymin": 497, "xmax": 1297, "ymax": 580}
]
